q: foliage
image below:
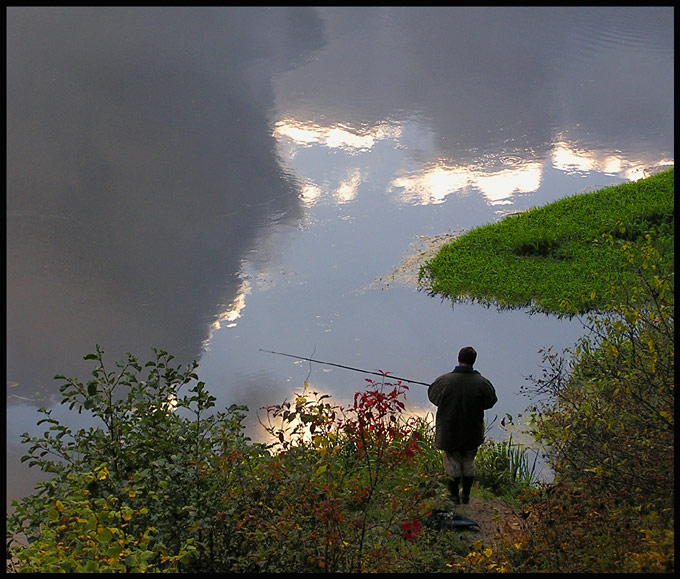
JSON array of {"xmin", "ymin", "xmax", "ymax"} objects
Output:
[
  {"xmin": 488, "ymin": 227, "xmax": 674, "ymax": 573},
  {"xmin": 474, "ymin": 435, "xmax": 538, "ymax": 498},
  {"xmin": 228, "ymin": 376, "xmax": 470, "ymax": 572},
  {"xmin": 419, "ymin": 168, "xmax": 674, "ymax": 315},
  {"xmin": 6, "ymin": 346, "xmax": 260, "ymax": 572},
  {"xmin": 505, "ymin": 483, "xmax": 674, "ymax": 573},
  {"xmin": 7, "ymin": 469, "xmax": 194, "ymax": 572},
  {"xmin": 530, "ymin": 231, "xmax": 674, "ymax": 507},
  {"xmin": 7, "ymin": 362, "xmax": 479, "ymax": 573}
]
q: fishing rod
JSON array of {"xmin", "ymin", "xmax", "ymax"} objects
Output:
[{"xmin": 259, "ymin": 348, "xmax": 430, "ymax": 387}]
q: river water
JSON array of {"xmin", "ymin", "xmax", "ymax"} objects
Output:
[{"xmin": 7, "ymin": 7, "xmax": 674, "ymax": 506}]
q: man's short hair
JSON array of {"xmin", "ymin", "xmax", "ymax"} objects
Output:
[{"xmin": 458, "ymin": 346, "xmax": 477, "ymax": 366}]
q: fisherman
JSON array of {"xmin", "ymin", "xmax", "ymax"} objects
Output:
[{"xmin": 428, "ymin": 346, "xmax": 497, "ymax": 505}]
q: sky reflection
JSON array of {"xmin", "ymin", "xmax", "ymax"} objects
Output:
[
  {"xmin": 273, "ymin": 115, "xmax": 673, "ymax": 210},
  {"xmin": 274, "ymin": 118, "xmax": 401, "ymax": 152}
]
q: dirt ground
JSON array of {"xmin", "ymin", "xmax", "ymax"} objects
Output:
[{"xmin": 449, "ymin": 495, "xmax": 525, "ymax": 549}]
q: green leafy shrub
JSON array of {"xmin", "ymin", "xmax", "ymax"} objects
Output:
[
  {"xmin": 7, "ymin": 362, "xmax": 476, "ymax": 573},
  {"xmin": 504, "ymin": 231, "xmax": 674, "ymax": 573},
  {"xmin": 7, "ymin": 469, "xmax": 195, "ymax": 572},
  {"xmin": 6, "ymin": 346, "xmax": 259, "ymax": 572},
  {"xmin": 531, "ymin": 233, "xmax": 673, "ymax": 509}
]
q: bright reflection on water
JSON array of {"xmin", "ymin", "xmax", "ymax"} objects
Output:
[{"xmin": 7, "ymin": 6, "xmax": 673, "ymax": 503}]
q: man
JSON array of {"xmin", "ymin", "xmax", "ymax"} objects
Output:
[{"xmin": 428, "ymin": 346, "xmax": 497, "ymax": 505}]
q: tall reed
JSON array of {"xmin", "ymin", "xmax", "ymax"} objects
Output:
[{"xmin": 475, "ymin": 435, "xmax": 538, "ymax": 497}]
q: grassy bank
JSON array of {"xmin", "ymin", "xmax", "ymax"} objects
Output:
[{"xmin": 419, "ymin": 168, "xmax": 674, "ymax": 315}]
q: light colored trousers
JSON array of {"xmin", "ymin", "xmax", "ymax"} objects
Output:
[{"xmin": 442, "ymin": 449, "xmax": 477, "ymax": 478}]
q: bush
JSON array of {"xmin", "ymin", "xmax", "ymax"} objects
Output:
[
  {"xmin": 6, "ymin": 346, "xmax": 259, "ymax": 572},
  {"xmin": 531, "ymin": 233, "xmax": 673, "ymax": 511},
  {"xmin": 234, "ymin": 378, "xmax": 468, "ymax": 572},
  {"xmin": 6, "ymin": 469, "xmax": 195, "ymax": 572},
  {"xmin": 506, "ymin": 231, "xmax": 674, "ymax": 572},
  {"xmin": 7, "ymin": 362, "xmax": 475, "ymax": 573}
]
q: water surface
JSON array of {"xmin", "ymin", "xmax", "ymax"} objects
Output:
[{"xmin": 7, "ymin": 6, "xmax": 674, "ymax": 505}]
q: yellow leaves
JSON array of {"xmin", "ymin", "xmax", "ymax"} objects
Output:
[
  {"xmin": 658, "ymin": 410, "xmax": 671, "ymax": 422},
  {"xmin": 584, "ymin": 465, "xmax": 604, "ymax": 477},
  {"xmin": 55, "ymin": 500, "xmax": 65, "ymax": 513},
  {"xmin": 470, "ymin": 541, "xmax": 492, "ymax": 557},
  {"xmin": 256, "ymin": 500, "xmax": 274, "ymax": 514},
  {"xmin": 514, "ymin": 536, "xmax": 527, "ymax": 550},
  {"xmin": 456, "ymin": 541, "xmax": 504, "ymax": 573},
  {"xmin": 95, "ymin": 465, "xmax": 109, "ymax": 481},
  {"xmin": 121, "ymin": 507, "xmax": 133, "ymax": 522},
  {"xmin": 313, "ymin": 432, "xmax": 339, "ymax": 460},
  {"xmin": 128, "ymin": 490, "xmax": 137, "ymax": 498}
]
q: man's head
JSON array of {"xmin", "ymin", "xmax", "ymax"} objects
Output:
[{"xmin": 458, "ymin": 346, "xmax": 477, "ymax": 366}]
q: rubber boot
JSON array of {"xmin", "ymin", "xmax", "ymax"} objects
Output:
[
  {"xmin": 461, "ymin": 476, "xmax": 474, "ymax": 504},
  {"xmin": 447, "ymin": 477, "xmax": 461, "ymax": 504}
]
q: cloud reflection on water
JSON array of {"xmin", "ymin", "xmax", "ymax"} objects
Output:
[
  {"xmin": 273, "ymin": 116, "xmax": 672, "ymax": 209},
  {"xmin": 274, "ymin": 118, "xmax": 401, "ymax": 153}
]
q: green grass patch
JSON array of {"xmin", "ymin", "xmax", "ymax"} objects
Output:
[
  {"xmin": 475, "ymin": 435, "xmax": 538, "ymax": 498},
  {"xmin": 419, "ymin": 168, "xmax": 674, "ymax": 315}
]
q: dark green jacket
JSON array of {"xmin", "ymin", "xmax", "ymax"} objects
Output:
[{"xmin": 428, "ymin": 366, "xmax": 498, "ymax": 452}]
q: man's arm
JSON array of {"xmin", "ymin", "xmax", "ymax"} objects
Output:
[
  {"xmin": 482, "ymin": 379, "xmax": 498, "ymax": 409},
  {"xmin": 428, "ymin": 376, "xmax": 445, "ymax": 406}
]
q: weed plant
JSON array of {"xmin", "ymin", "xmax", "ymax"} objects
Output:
[{"xmin": 474, "ymin": 435, "xmax": 538, "ymax": 498}]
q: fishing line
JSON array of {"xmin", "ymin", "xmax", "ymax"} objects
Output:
[{"xmin": 259, "ymin": 348, "xmax": 430, "ymax": 387}]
